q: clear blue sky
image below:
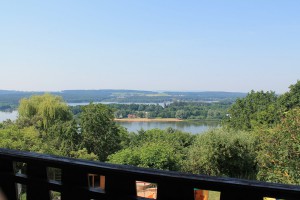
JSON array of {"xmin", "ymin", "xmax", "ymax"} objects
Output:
[{"xmin": 0, "ymin": 0, "xmax": 299, "ymax": 93}]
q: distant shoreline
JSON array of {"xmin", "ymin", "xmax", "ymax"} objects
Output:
[{"xmin": 114, "ymin": 118, "xmax": 183, "ymax": 122}]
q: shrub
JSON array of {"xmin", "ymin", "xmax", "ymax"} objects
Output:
[{"xmin": 183, "ymin": 128, "xmax": 258, "ymax": 179}]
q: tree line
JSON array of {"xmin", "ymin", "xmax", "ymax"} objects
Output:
[{"xmin": 70, "ymin": 101, "xmax": 232, "ymax": 120}]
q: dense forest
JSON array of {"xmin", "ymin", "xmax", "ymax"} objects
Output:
[
  {"xmin": 0, "ymin": 80, "xmax": 300, "ymax": 185},
  {"xmin": 69, "ymin": 101, "xmax": 231, "ymax": 120}
]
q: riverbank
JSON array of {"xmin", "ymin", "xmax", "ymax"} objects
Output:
[{"xmin": 114, "ymin": 118, "xmax": 183, "ymax": 122}]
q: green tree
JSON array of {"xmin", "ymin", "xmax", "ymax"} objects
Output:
[
  {"xmin": 80, "ymin": 103, "xmax": 122, "ymax": 161},
  {"xmin": 8, "ymin": 94, "xmax": 100, "ymax": 159},
  {"xmin": 18, "ymin": 94, "xmax": 72, "ymax": 130},
  {"xmin": 278, "ymin": 80, "xmax": 300, "ymax": 112},
  {"xmin": 0, "ymin": 124, "xmax": 56, "ymax": 154},
  {"xmin": 175, "ymin": 109, "xmax": 186, "ymax": 119},
  {"xmin": 69, "ymin": 148, "xmax": 98, "ymax": 160},
  {"xmin": 224, "ymin": 90, "xmax": 279, "ymax": 130},
  {"xmin": 257, "ymin": 108, "xmax": 300, "ymax": 184},
  {"xmin": 46, "ymin": 119, "xmax": 82, "ymax": 157},
  {"xmin": 0, "ymin": 122, "xmax": 97, "ymax": 160}
]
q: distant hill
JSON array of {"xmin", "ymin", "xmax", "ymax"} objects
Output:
[
  {"xmin": 165, "ymin": 91, "xmax": 246, "ymax": 100},
  {"xmin": 0, "ymin": 90, "xmax": 23, "ymax": 95},
  {"xmin": 0, "ymin": 89, "xmax": 247, "ymax": 106}
]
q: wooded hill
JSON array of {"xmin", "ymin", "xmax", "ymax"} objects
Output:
[{"xmin": 0, "ymin": 90, "xmax": 246, "ymax": 110}]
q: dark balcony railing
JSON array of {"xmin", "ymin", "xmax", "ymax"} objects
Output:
[{"xmin": 1, "ymin": 148, "xmax": 300, "ymax": 200}]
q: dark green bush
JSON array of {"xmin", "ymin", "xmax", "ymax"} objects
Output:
[{"xmin": 183, "ymin": 128, "xmax": 258, "ymax": 179}]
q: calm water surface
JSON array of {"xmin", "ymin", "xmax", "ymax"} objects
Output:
[
  {"xmin": 0, "ymin": 111, "xmax": 18, "ymax": 122},
  {"xmin": 116, "ymin": 121, "xmax": 219, "ymax": 134}
]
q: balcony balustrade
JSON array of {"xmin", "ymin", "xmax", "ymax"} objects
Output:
[{"xmin": 0, "ymin": 148, "xmax": 300, "ymax": 200}]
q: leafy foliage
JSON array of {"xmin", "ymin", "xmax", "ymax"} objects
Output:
[
  {"xmin": 69, "ymin": 148, "xmax": 98, "ymax": 160},
  {"xmin": 18, "ymin": 94, "xmax": 72, "ymax": 129},
  {"xmin": 0, "ymin": 125, "xmax": 47, "ymax": 153},
  {"xmin": 278, "ymin": 80, "xmax": 300, "ymax": 111},
  {"xmin": 224, "ymin": 90, "xmax": 280, "ymax": 130},
  {"xmin": 109, "ymin": 141, "xmax": 182, "ymax": 170},
  {"xmin": 0, "ymin": 94, "xmax": 98, "ymax": 160},
  {"xmin": 105, "ymin": 101, "xmax": 231, "ymax": 120},
  {"xmin": 183, "ymin": 128, "xmax": 258, "ymax": 179},
  {"xmin": 257, "ymin": 108, "xmax": 300, "ymax": 184},
  {"xmin": 222, "ymin": 80, "xmax": 300, "ymax": 183},
  {"xmin": 80, "ymin": 103, "xmax": 123, "ymax": 161},
  {"xmin": 45, "ymin": 120, "xmax": 82, "ymax": 157},
  {"xmin": 108, "ymin": 129, "xmax": 195, "ymax": 171}
]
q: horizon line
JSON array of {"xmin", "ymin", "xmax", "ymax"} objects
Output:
[{"xmin": 0, "ymin": 89, "xmax": 249, "ymax": 94}]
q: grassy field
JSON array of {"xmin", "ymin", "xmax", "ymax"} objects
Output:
[{"xmin": 209, "ymin": 191, "xmax": 221, "ymax": 200}]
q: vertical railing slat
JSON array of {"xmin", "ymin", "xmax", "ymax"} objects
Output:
[
  {"xmin": 27, "ymin": 163, "xmax": 50, "ymax": 200},
  {"xmin": 0, "ymin": 158, "xmax": 17, "ymax": 200},
  {"xmin": 105, "ymin": 173, "xmax": 136, "ymax": 200},
  {"xmin": 61, "ymin": 167, "xmax": 89, "ymax": 200},
  {"xmin": 157, "ymin": 181, "xmax": 194, "ymax": 200}
]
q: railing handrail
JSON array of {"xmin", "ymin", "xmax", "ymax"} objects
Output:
[{"xmin": 1, "ymin": 148, "xmax": 300, "ymax": 200}]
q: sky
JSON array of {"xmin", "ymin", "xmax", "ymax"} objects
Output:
[{"xmin": 0, "ymin": 1, "xmax": 299, "ymax": 94}]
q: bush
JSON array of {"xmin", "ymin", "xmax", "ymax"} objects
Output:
[
  {"xmin": 108, "ymin": 141, "xmax": 182, "ymax": 171},
  {"xmin": 108, "ymin": 128, "xmax": 195, "ymax": 171},
  {"xmin": 183, "ymin": 128, "xmax": 258, "ymax": 179}
]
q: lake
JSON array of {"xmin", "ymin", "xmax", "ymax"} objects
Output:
[
  {"xmin": 0, "ymin": 111, "xmax": 219, "ymax": 134},
  {"xmin": 116, "ymin": 121, "xmax": 219, "ymax": 134},
  {"xmin": 68, "ymin": 102, "xmax": 219, "ymax": 134},
  {"xmin": 0, "ymin": 111, "xmax": 18, "ymax": 122}
]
